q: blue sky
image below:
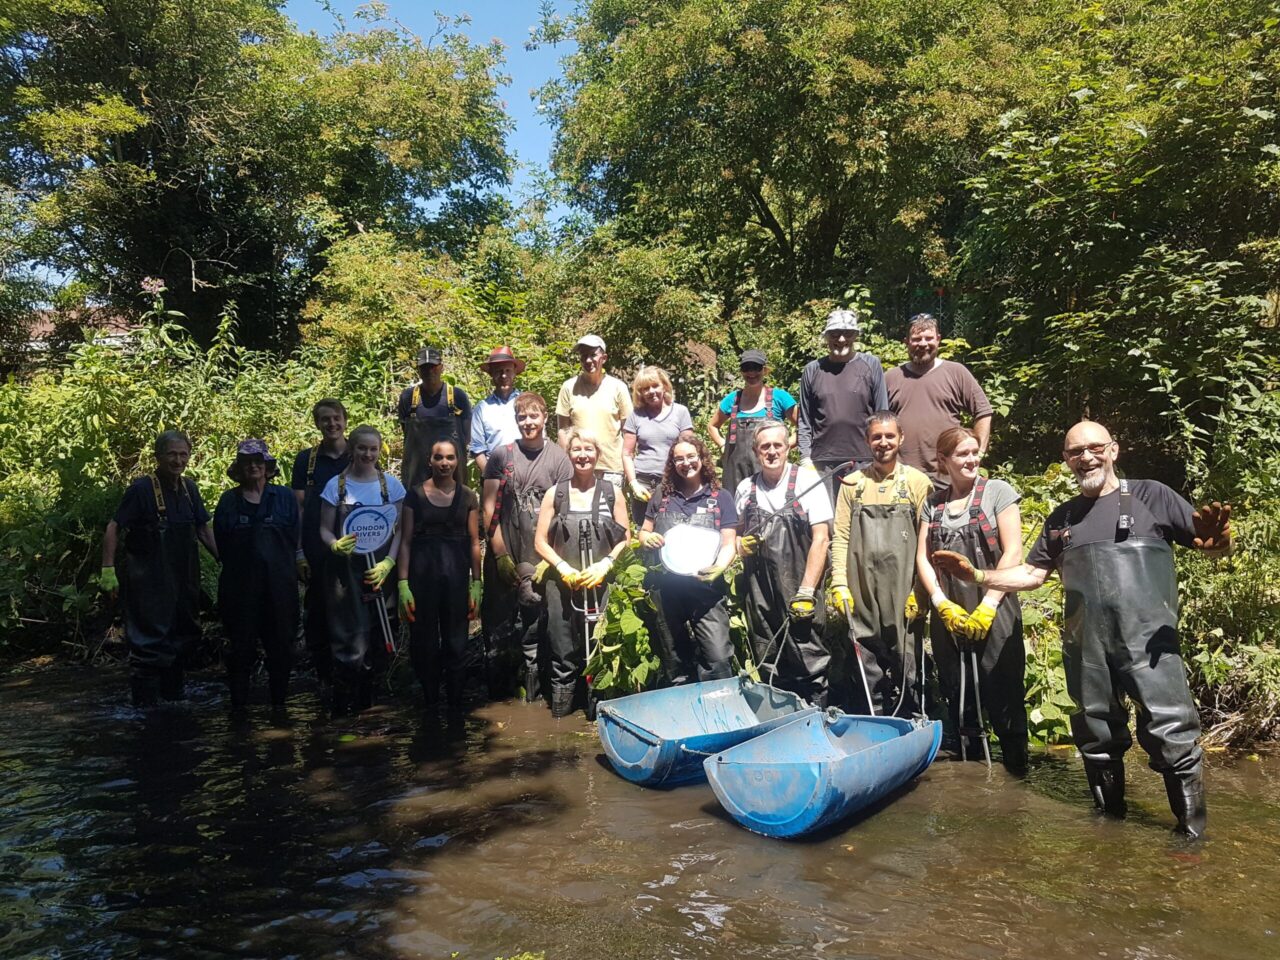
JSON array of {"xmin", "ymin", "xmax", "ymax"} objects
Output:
[{"xmin": 283, "ymin": 1, "xmax": 575, "ymax": 201}]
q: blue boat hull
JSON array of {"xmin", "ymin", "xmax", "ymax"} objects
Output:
[
  {"xmin": 596, "ymin": 677, "xmax": 819, "ymax": 787},
  {"xmin": 703, "ymin": 712, "xmax": 943, "ymax": 838}
]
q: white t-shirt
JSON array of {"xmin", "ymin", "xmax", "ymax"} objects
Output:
[
  {"xmin": 320, "ymin": 472, "xmax": 407, "ymax": 507},
  {"xmin": 735, "ymin": 465, "xmax": 833, "ymax": 525}
]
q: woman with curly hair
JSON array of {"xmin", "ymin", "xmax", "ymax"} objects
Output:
[{"xmin": 637, "ymin": 434, "xmax": 739, "ymax": 684}]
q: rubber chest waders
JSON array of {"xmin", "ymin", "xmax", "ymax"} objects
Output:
[
  {"xmin": 720, "ymin": 387, "xmax": 774, "ymax": 494},
  {"xmin": 646, "ymin": 490, "xmax": 734, "ymax": 685},
  {"xmin": 218, "ymin": 487, "xmax": 299, "ymax": 707},
  {"xmin": 401, "ymin": 382, "xmax": 464, "ymax": 489},
  {"xmin": 928, "ymin": 476, "xmax": 1027, "ymax": 766},
  {"xmin": 407, "ymin": 483, "xmax": 473, "ymax": 709},
  {"xmin": 325, "ymin": 470, "xmax": 395, "ymax": 709},
  {"xmin": 737, "ymin": 465, "xmax": 830, "ymax": 706},
  {"xmin": 122, "ymin": 474, "xmax": 203, "ymax": 692},
  {"xmin": 1058, "ymin": 481, "xmax": 1203, "ymax": 813},
  {"xmin": 843, "ymin": 474, "xmax": 919, "ymax": 716},
  {"xmin": 546, "ymin": 481, "xmax": 625, "ymax": 713}
]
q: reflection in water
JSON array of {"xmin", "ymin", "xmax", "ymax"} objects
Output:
[{"xmin": 1, "ymin": 664, "xmax": 1278, "ymax": 959}]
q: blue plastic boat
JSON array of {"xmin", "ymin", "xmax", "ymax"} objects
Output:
[
  {"xmin": 596, "ymin": 677, "xmax": 819, "ymax": 787},
  {"xmin": 703, "ymin": 712, "xmax": 943, "ymax": 838}
]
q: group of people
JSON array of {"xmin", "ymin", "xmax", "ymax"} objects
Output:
[{"xmin": 100, "ymin": 310, "xmax": 1232, "ymax": 839}]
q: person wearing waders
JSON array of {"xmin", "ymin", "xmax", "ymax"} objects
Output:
[
  {"xmin": 828, "ymin": 412, "xmax": 932, "ymax": 715},
  {"xmin": 318, "ymin": 425, "xmax": 406, "ymax": 714},
  {"xmin": 797, "ymin": 310, "xmax": 889, "ymax": 499},
  {"xmin": 471, "ymin": 347, "xmax": 525, "ymax": 697},
  {"xmin": 914, "ymin": 427, "xmax": 1027, "ymax": 771},
  {"xmin": 482, "ymin": 392, "xmax": 573, "ymax": 700},
  {"xmin": 734, "ymin": 421, "xmax": 833, "ymax": 705},
  {"xmin": 885, "ymin": 313, "xmax": 993, "ymax": 488},
  {"xmin": 533, "ymin": 430, "xmax": 630, "ymax": 717},
  {"xmin": 397, "ymin": 439, "xmax": 482, "ymax": 714},
  {"xmin": 291, "ymin": 399, "xmax": 350, "ymax": 681},
  {"xmin": 622, "ymin": 365, "xmax": 694, "ymax": 526},
  {"xmin": 932, "ymin": 420, "xmax": 1233, "ymax": 838},
  {"xmin": 100, "ymin": 430, "xmax": 218, "ymax": 706},
  {"xmin": 708, "ymin": 349, "xmax": 798, "ymax": 496},
  {"xmin": 637, "ymin": 435, "xmax": 740, "ymax": 685},
  {"xmin": 398, "ymin": 346, "xmax": 471, "ymax": 489},
  {"xmin": 213, "ymin": 440, "xmax": 299, "ymax": 711}
]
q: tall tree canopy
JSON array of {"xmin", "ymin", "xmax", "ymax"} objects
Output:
[{"xmin": 1, "ymin": 0, "xmax": 512, "ymax": 345}]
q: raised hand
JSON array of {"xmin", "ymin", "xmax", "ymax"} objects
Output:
[{"xmin": 1192, "ymin": 502, "xmax": 1232, "ymax": 552}]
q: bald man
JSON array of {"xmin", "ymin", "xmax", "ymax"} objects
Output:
[{"xmin": 932, "ymin": 421, "xmax": 1231, "ymax": 839}]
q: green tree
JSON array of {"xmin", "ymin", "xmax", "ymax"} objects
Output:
[{"xmin": 2, "ymin": 0, "xmax": 512, "ymax": 346}]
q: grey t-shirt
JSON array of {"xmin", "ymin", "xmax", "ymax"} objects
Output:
[
  {"xmin": 927, "ymin": 477, "xmax": 1021, "ymax": 534},
  {"xmin": 624, "ymin": 403, "xmax": 694, "ymax": 476}
]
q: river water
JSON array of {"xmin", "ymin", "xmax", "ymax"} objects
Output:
[{"xmin": 1, "ymin": 664, "xmax": 1277, "ymax": 960}]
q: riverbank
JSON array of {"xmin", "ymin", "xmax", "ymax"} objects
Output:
[{"xmin": 2, "ymin": 662, "xmax": 1278, "ymax": 959}]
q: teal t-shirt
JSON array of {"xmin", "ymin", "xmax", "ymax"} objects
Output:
[{"xmin": 717, "ymin": 387, "xmax": 797, "ymax": 419}]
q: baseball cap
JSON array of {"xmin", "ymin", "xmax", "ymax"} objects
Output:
[
  {"xmin": 415, "ymin": 346, "xmax": 443, "ymax": 367},
  {"xmin": 574, "ymin": 334, "xmax": 606, "ymax": 352},
  {"xmin": 739, "ymin": 349, "xmax": 767, "ymax": 367},
  {"xmin": 822, "ymin": 309, "xmax": 861, "ymax": 334}
]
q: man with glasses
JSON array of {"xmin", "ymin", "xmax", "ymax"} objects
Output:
[
  {"xmin": 931, "ymin": 420, "xmax": 1232, "ymax": 839},
  {"xmin": 797, "ymin": 309, "xmax": 889, "ymax": 498}
]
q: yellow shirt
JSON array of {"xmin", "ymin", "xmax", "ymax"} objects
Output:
[
  {"xmin": 556, "ymin": 374, "xmax": 634, "ymax": 473},
  {"xmin": 830, "ymin": 462, "xmax": 932, "ymax": 589}
]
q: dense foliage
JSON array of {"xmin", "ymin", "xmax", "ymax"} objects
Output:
[{"xmin": 0, "ymin": 0, "xmax": 1276, "ymax": 744}]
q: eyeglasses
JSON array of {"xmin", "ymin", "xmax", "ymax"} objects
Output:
[
  {"xmin": 673, "ymin": 456, "xmax": 701, "ymax": 466},
  {"xmin": 740, "ymin": 364, "xmax": 763, "ymax": 373},
  {"xmin": 1064, "ymin": 441, "xmax": 1114, "ymax": 460}
]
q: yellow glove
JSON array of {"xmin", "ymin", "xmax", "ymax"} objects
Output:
[
  {"xmin": 827, "ymin": 585, "xmax": 855, "ymax": 619},
  {"xmin": 556, "ymin": 560, "xmax": 581, "ymax": 587},
  {"xmin": 578, "ymin": 558, "xmax": 613, "ymax": 590},
  {"xmin": 397, "ymin": 580, "xmax": 416, "ymax": 622},
  {"xmin": 640, "ymin": 530, "xmax": 665, "ymax": 549},
  {"xmin": 696, "ymin": 563, "xmax": 727, "ymax": 583},
  {"xmin": 904, "ymin": 592, "xmax": 920, "ymax": 622},
  {"xmin": 630, "ymin": 479, "xmax": 652, "ymax": 502},
  {"xmin": 935, "ymin": 598, "xmax": 970, "ymax": 636},
  {"xmin": 364, "ymin": 556, "xmax": 395, "ymax": 589},
  {"xmin": 739, "ymin": 534, "xmax": 760, "ymax": 557},
  {"xmin": 533, "ymin": 560, "xmax": 551, "ymax": 584},
  {"xmin": 496, "ymin": 553, "xmax": 518, "ymax": 585},
  {"xmin": 961, "ymin": 601, "xmax": 998, "ymax": 641},
  {"xmin": 99, "ymin": 566, "xmax": 119, "ymax": 595},
  {"xmin": 330, "ymin": 533, "xmax": 357, "ymax": 556}
]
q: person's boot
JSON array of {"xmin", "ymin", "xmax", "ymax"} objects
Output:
[
  {"xmin": 330, "ymin": 676, "xmax": 353, "ymax": 717},
  {"xmin": 268, "ymin": 672, "xmax": 289, "ymax": 709},
  {"xmin": 130, "ymin": 673, "xmax": 159, "ymax": 708},
  {"xmin": 550, "ymin": 684, "xmax": 575, "ymax": 718},
  {"xmin": 159, "ymin": 666, "xmax": 186, "ymax": 702},
  {"xmin": 228, "ymin": 673, "xmax": 251, "ymax": 710},
  {"xmin": 523, "ymin": 664, "xmax": 542, "ymax": 704},
  {"xmin": 1000, "ymin": 737, "xmax": 1029, "ymax": 777},
  {"xmin": 1084, "ymin": 759, "xmax": 1127, "ymax": 818},
  {"xmin": 1164, "ymin": 770, "xmax": 1207, "ymax": 840}
]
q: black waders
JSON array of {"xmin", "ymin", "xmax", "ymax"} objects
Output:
[
  {"xmin": 1060, "ymin": 481, "xmax": 1205, "ymax": 837},
  {"xmin": 738, "ymin": 466, "xmax": 830, "ymax": 706},
  {"xmin": 928, "ymin": 477, "xmax": 1028, "ymax": 770},
  {"xmin": 121, "ymin": 475, "xmax": 203, "ymax": 707}
]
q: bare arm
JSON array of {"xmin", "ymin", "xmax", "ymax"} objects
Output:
[
  {"xmin": 710, "ymin": 525, "xmax": 737, "ymax": 572},
  {"xmin": 800, "ymin": 522, "xmax": 829, "ymax": 593},
  {"xmin": 387, "ymin": 501, "xmax": 404, "ymax": 562},
  {"xmin": 556, "ymin": 415, "xmax": 573, "ymax": 449},
  {"xmin": 933, "ymin": 548, "xmax": 1053, "ymax": 593},
  {"xmin": 916, "ymin": 518, "xmax": 942, "ymax": 597},
  {"xmin": 983, "ymin": 502, "xmax": 1022, "ymax": 607},
  {"xmin": 974, "ymin": 414, "xmax": 992, "ymax": 457},
  {"xmin": 482, "ymin": 478, "xmax": 507, "ymax": 556},
  {"xmin": 622, "ymin": 431, "xmax": 639, "ymax": 488},
  {"xmin": 474, "ymin": 451, "xmax": 489, "ymax": 475},
  {"xmin": 397, "ymin": 505, "xmax": 415, "ymax": 580},
  {"xmin": 197, "ymin": 525, "xmax": 218, "ymax": 560},
  {"xmin": 534, "ymin": 488, "xmax": 563, "ymax": 566},
  {"xmin": 830, "ymin": 484, "xmax": 853, "ymax": 589},
  {"xmin": 102, "ymin": 520, "xmax": 119, "ymax": 567},
  {"xmin": 608, "ymin": 486, "xmax": 631, "ymax": 561},
  {"xmin": 707, "ymin": 408, "xmax": 728, "ymax": 449},
  {"xmin": 319, "ymin": 501, "xmax": 338, "ymax": 548},
  {"xmin": 293, "ymin": 489, "xmax": 306, "ymax": 549},
  {"xmin": 468, "ymin": 502, "xmax": 482, "ymax": 580},
  {"xmin": 785, "ymin": 404, "xmax": 799, "ymax": 448}
]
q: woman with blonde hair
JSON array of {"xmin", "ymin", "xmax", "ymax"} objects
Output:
[
  {"xmin": 623, "ymin": 365, "xmax": 693, "ymax": 524},
  {"xmin": 534, "ymin": 430, "xmax": 630, "ymax": 716}
]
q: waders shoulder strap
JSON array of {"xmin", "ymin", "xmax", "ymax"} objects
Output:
[
  {"xmin": 1117, "ymin": 478, "xmax": 1133, "ymax": 538},
  {"xmin": 410, "ymin": 382, "xmax": 462, "ymax": 418},
  {"xmin": 335, "ymin": 470, "xmax": 385, "ymax": 504},
  {"xmin": 150, "ymin": 473, "xmax": 167, "ymax": 517},
  {"xmin": 968, "ymin": 476, "xmax": 999, "ymax": 561},
  {"xmin": 727, "ymin": 390, "xmax": 742, "ymax": 444},
  {"xmin": 486, "ymin": 442, "xmax": 518, "ymax": 537},
  {"xmin": 305, "ymin": 444, "xmax": 320, "ymax": 488}
]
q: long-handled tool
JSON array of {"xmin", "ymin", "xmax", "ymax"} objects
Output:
[
  {"xmin": 958, "ymin": 643, "xmax": 991, "ymax": 767},
  {"xmin": 571, "ymin": 521, "xmax": 608, "ymax": 714},
  {"xmin": 846, "ymin": 618, "xmax": 877, "ymax": 716},
  {"xmin": 364, "ymin": 553, "xmax": 397, "ymax": 655}
]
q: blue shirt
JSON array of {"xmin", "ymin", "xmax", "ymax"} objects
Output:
[
  {"xmin": 717, "ymin": 387, "xmax": 797, "ymax": 419},
  {"xmin": 470, "ymin": 389, "xmax": 522, "ymax": 455}
]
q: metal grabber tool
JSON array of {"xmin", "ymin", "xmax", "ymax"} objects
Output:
[
  {"xmin": 958, "ymin": 642, "xmax": 991, "ymax": 767},
  {"xmin": 571, "ymin": 521, "xmax": 608, "ymax": 708}
]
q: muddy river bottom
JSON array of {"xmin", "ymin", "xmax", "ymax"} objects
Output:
[{"xmin": 1, "ymin": 665, "xmax": 1277, "ymax": 959}]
